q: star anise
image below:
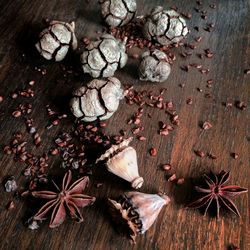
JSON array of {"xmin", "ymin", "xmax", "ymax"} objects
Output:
[
  {"xmin": 32, "ymin": 170, "xmax": 96, "ymax": 228},
  {"xmin": 187, "ymin": 170, "xmax": 248, "ymax": 218}
]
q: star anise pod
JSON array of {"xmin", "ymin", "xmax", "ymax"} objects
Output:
[
  {"xmin": 32, "ymin": 170, "xmax": 96, "ymax": 228},
  {"xmin": 187, "ymin": 170, "xmax": 247, "ymax": 218}
]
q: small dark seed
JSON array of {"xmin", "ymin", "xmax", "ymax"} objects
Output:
[
  {"xmin": 12, "ymin": 110, "xmax": 21, "ymax": 117},
  {"xmin": 231, "ymin": 152, "xmax": 239, "ymax": 159},
  {"xmin": 186, "ymin": 98, "xmax": 193, "ymax": 105},
  {"xmin": 162, "ymin": 164, "xmax": 171, "ymax": 171},
  {"xmin": 235, "ymin": 101, "xmax": 247, "ymax": 110},
  {"xmin": 202, "ymin": 121, "xmax": 212, "ymax": 130},
  {"xmin": 244, "ymin": 69, "xmax": 250, "ymax": 74},
  {"xmin": 167, "ymin": 174, "xmax": 177, "ymax": 182},
  {"xmin": 138, "ymin": 136, "xmax": 146, "ymax": 141},
  {"xmin": 50, "ymin": 148, "xmax": 59, "ymax": 155},
  {"xmin": 194, "ymin": 150, "xmax": 205, "ymax": 158},
  {"xmin": 177, "ymin": 178, "xmax": 185, "ymax": 185},
  {"xmin": 150, "ymin": 148, "xmax": 157, "ymax": 157},
  {"xmin": 6, "ymin": 201, "xmax": 15, "ymax": 210},
  {"xmin": 11, "ymin": 93, "xmax": 18, "ymax": 99}
]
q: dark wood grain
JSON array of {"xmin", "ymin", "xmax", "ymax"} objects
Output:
[{"xmin": 0, "ymin": 0, "xmax": 249, "ymax": 249}]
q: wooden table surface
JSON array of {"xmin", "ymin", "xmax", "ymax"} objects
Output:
[{"xmin": 0, "ymin": 0, "xmax": 249, "ymax": 249}]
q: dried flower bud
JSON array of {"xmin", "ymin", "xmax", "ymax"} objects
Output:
[
  {"xmin": 99, "ymin": 0, "xmax": 137, "ymax": 27},
  {"xmin": 35, "ymin": 20, "xmax": 77, "ymax": 61},
  {"xmin": 139, "ymin": 49, "xmax": 171, "ymax": 82},
  {"xmin": 143, "ymin": 6, "xmax": 188, "ymax": 45},
  {"xmin": 81, "ymin": 34, "xmax": 128, "ymax": 78},
  {"xmin": 96, "ymin": 138, "xmax": 144, "ymax": 189},
  {"xmin": 108, "ymin": 191, "xmax": 170, "ymax": 243},
  {"xmin": 70, "ymin": 77, "xmax": 124, "ymax": 122}
]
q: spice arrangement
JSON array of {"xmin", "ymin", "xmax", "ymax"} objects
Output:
[{"xmin": 1, "ymin": 0, "xmax": 249, "ymax": 248}]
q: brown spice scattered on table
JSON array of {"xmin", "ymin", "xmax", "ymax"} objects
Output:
[
  {"xmin": 194, "ymin": 150, "xmax": 205, "ymax": 158},
  {"xmin": 150, "ymin": 148, "xmax": 157, "ymax": 157},
  {"xmin": 202, "ymin": 121, "xmax": 212, "ymax": 130},
  {"xmin": 162, "ymin": 164, "xmax": 171, "ymax": 171}
]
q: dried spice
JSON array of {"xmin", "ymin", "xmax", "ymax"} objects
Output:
[
  {"xmin": 6, "ymin": 201, "xmax": 15, "ymax": 210},
  {"xmin": 108, "ymin": 191, "xmax": 170, "ymax": 243},
  {"xmin": 194, "ymin": 150, "xmax": 205, "ymax": 158},
  {"xmin": 100, "ymin": 0, "xmax": 137, "ymax": 27},
  {"xmin": 143, "ymin": 6, "xmax": 188, "ymax": 46},
  {"xmin": 36, "ymin": 21, "xmax": 77, "ymax": 61},
  {"xmin": 162, "ymin": 164, "xmax": 171, "ymax": 171},
  {"xmin": 32, "ymin": 170, "xmax": 95, "ymax": 228},
  {"xmin": 96, "ymin": 138, "xmax": 144, "ymax": 189},
  {"xmin": 202, "ymin": 121, "xmax": 212, "ymax": 130},
  {"xmin": 235, "ymin": 101, "xmax": 247, "ymax": 110},
  {"xmin": 167, "ymin": 173, "xmax": 177, "ymax": 182},
  {"xmin": 150, "ymin": 147, "xmax": 157, "ymax": 157},
  {"xmin": 187, "ymin": 171, "xmax": 248, "ymax": 217},
  {"xmin": 70, "ymin": 77, "xmax": 124, "ymax": 122},
  {"xmin": 81, "ymin": 34, "xmax": 127, "ymax": 78},
  {"xmin": 244, "ymin": 69, "xmax": 250, "ymax": 74},
  {"xmin": 231, "ymin": 152, "xmax": 239, "ymax": 159},
  {"xmin": 4, "ymin": 177, "xmax": 17, "ymax": 192},
  {"xmin": 139, "ymin": 49, "xmax": 171, "ymax": 82}
]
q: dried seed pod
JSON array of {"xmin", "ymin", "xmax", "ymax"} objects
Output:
[
  {"xmin": 81, "ymin": 34, "xmax": 128, "ymax": 78},
  {"xmin": 99, "ymin": 0, "xmax": 137, "ymax": 27},
  {"xmin": 96, "ymin": 137, "xmax": 143, "ymax": 189},
  {"xmin": 139, "ymin": 49, "xmax": 171, "ymax": 82},
  {"xmin": 70, "ymin": 77, "xmax": 124, "ymax": 122},
  {"xmin": 108, "ymin": 191, "xmax": 170, "ymax": 243},
  {"xmin": 143, "ymin": 6, "xmax": 188, "ymax": 46},
  {"xmin": 35, "ymin": 21, "xmax": 77, "ymax": 61}
]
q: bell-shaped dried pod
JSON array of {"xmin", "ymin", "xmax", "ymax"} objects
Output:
[
  {"xmin": 99, "ymin": 0, "xmax": 137, "ymax": 27},
  {"xmin": 35, "ymin": 20, "xmax": 77, "ymax": 61},
  {"xmin": 81, "ymin": 34, "xmax": 128, "ymax": 78},
  {"xmin": 143, "ymin": 6, "xmax": 188, "ymax": 46},
  {"xmin": 108, "ymin": 191, "xmax": 170, "ymax": 243},
  {"xmin": 70, "ymin": 77, "xmax": 124, "ymax": 122},
  {"xmin": 96, "ymin": 138, "xmax": 143, "ymax": 189},
  {"xmin": 139, "ymin": 49, "xmax": 171, "ymax": 82}
]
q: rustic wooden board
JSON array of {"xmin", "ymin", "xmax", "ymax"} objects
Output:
[{"xmin": 0, "ymin": 0, "xmax": 249, "ymax": 249}]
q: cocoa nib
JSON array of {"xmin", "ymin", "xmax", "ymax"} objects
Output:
[
  {"xmin": 194, "ymin": 150, "xmax": 205, "ymax": 158},
  {"xmin": 186, "ymin": 98, "xmax": 193, "ymax": 105},
  {"xmin": 6, "ymin": 201, "xmax": 15, "ymax": 210},
  {"xmin": 201, "ymin": 121, "xmax": 212, "ymax": 130},
  {"xmin": 231, "ymin": 152, "xmax": 239, "ymax": 159},
  {"xmin": 167, "ymin": 173, "xmax": 177, "ymax": 182},
  {"xmin": 162, "ymin": 164, "xmax": 171, "ymax": 171},
  {"xmin": 235, "ymin": 101, "xmax": 247, "ymax": 110},
  {"xmin": 150, "ymin": 148, "xmax": 157, "ymax": 157},
  {"xmin": 244, "ymin": 69, "xmax": 250, "ymax": 74}
]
